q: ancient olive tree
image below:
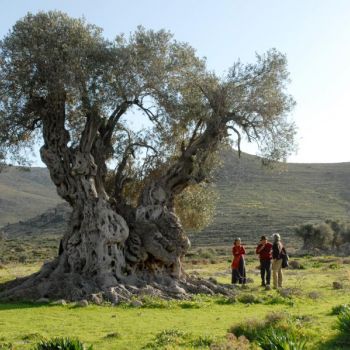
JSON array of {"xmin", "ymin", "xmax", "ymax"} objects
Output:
[{"xmin": 0, "ymin": 12, "xmax": 296, "ymax": 301}]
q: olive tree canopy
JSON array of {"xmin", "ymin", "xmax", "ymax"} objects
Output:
[{"xmin": 0, "ymin": 12, "xmax": 296, "ymax": 301}]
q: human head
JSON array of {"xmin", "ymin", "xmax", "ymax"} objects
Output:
[
  {"xmin": 272, "ymin": 233, "xmax": 281, "ymax": 242},
  {"xmin": 234, "ymin": 238, "xmax": 241, "ymax": 246},
  {"xmin": 260, "ymin": 235, "xmax": 267, "ymax": 242}
]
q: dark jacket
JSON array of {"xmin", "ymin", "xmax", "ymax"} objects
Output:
[{"xmin": 272, "ymin": 241, "xmax": 283, "ymax": 259}]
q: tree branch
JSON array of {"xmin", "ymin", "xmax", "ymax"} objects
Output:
[{"xmin": 228, "ymin": 126, "xmax": 242, "ymax": 157}]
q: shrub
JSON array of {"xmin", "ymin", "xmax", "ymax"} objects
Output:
[
  {"xmin": 296, "ymin": 220, "xmax": 350, "ymax": 251},
  {"xmin": 210, "ymin": 333, "xmax": 251, "ymax": 350},
  {"xmin": 331, "ymin": 304, "xmax": 350, "ymax": 315},
  {"xmin": 288, "ymin": 260, "xmax": 303, "ymax": 269},
  {"xmin": 33, "ymin": 337, "xmax": 93, "ymax": 350},
  {"xmin": 265, "ymin": 312, "xmax": 290, "ymax": 324},
  {"xmin": 229, "ymin": 312, "xmax": 300, "ymax": 343},
  {"xmin": 257, "ymin": 327, "xmax": 307, "ymax": 350},
  {"xmin": 142, "ymin": 329, "xmax": 189, "ymax": 349},
  {"xmin": 264, "ymin": 295, "xmax": 294, "ymax": 306},
  {"xmin": 229, "ymin": 318, "xmax": 267, "ymax": 341},
  {"xmin": 190, "ymin": 335, "xmax": 215, "ymax": 347},
  {"xmin": 238, "ymin": 294, "xmax": 262, "ymax": 304},
  {"xmin": 308, "ymin": 291, "xmax": 321, "ymax": 300},
  {"xmin": 337, "ymin": 309, "xmax": 350, "ymax": 339}
]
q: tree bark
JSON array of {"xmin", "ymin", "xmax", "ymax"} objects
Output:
[{"xmin": 0, "ymin": 105, "xmax": 232, "ymax": 302}]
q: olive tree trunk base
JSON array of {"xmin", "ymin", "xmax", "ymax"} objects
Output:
[{"xmin": 0, "ymin": 258, "xmax": 233, "ymax": 303}]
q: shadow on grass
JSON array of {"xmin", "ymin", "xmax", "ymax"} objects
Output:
[
  {"xmin": 317, "ymin": 335, "xmax": 350, "ymax": 350},
  {"xmin": 0, "ymin": 302, "xmax": 57, "ymax": 311}
]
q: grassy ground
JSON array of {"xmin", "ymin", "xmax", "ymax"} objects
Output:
[{"xmin": 0, "ymin": 255, "xmax": 350, "ymax": 349}]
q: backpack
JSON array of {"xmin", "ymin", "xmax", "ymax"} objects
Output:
[{"xmin": 281, "ymin": 247, "xmax": 289, "ymax": 268}]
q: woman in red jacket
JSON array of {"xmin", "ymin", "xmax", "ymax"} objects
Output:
[{"xmin": 231, "ymin": 238, "xmax": 246, "ymax": 285}]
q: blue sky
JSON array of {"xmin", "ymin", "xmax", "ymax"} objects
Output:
[{"xmin": 1, "ymin": 0, "xmax": 349, "ymax": 163}]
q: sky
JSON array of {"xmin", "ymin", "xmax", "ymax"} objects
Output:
[{"xmin": 0, "ymin": 0, "xmax": 349, "ymax": 164}]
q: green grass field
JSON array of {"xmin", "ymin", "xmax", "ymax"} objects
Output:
[{"xmin": 1, "ymin": 255, "xmax": 350, "ymax": 349}]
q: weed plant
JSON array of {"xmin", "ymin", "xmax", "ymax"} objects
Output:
[
  {"xmin": 33, "ymin": 337, "xmax": 93, "ymax": 350},
  {"xmin": 229, "ymin": 311, "xmax": 307, "ymax": 345},
  {"xmin": 336, "ymin": 309, "xmax": 350, "ymax": 339},
  {"xmin": 331, "ymin": 304, "xmax": 350, "ymax": 315},
  {"xmin": 257, "ymin": 328, "xmax": 307, "ymax": 350},
  {"xmin": 142, "ymin": 329, "xmax": 190, "ymax": 349}
]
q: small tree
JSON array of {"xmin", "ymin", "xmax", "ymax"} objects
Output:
[
  {"xmin": 0, "ymin": 12, "xmax": 296, "ymax": 301},
  {"xmin": 296, "ymin": 220, "xmax": 350, "ymax": 251}
]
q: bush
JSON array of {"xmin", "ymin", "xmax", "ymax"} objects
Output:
[
  {"xmin": 331, "ymin": 304, "xmax": 350, "ymax": 315},
  {"xmin": 142, "ymin": 329, "xmax": 189, "ymax": 349},
  {"xmin": 33, "ymin": 337, "xmax": 93, "ymax": 350},
  {"xmin": 288, "ymin": 260, "xmax": 303, "ymax": 270},
  {"xmin": 229, "ymin": 312, "xmax": 306, "ymax": 344},
  {"xmin": 337, "ymin": 309, "xmax": 350, "ymax": 339},
  {"xmin": 257, "ymin": 327, "xmax": 307, "ymax": 350},
  {"xmin": 296, "ymin": 220, "xmax": 350, "ymax": 251},
  {"xmin": 238, "ymin": 294, "xmax": 262, "ymax": 304},
  {"xmin": 229, "ymin": 318, "xmax": 267, "ymax": 341},
  {"xmin": 190, "ymin": 335, "xmax": 215, "ymax": 347},
  {"xmin": 210, "ymin": 333, "xmax": 251, "ymax": 350}
]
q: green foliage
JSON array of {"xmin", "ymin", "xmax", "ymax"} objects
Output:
[
  {"xmin": 336, "ymin": 309, "xmax": 350, "ymax": 339},
  {"xmin": 210, "ymin": 333, "xmax": 251, "ymax": 350},
  {"xmin": 229, "ymin": 312, "xmax": 296, "ymax": 342},
  {"xmin": 142, "ymin": 329, "xmax": 189, "ymax": 349},
  {"xmin": 264, "ymin": 295, "xmax": 294, "ymax": 306},
  {"xmin": 238, "ymin": 294, "xmax": 263, "ymax": 304},
  {"xmin": 1, "ymin": 11, "xmax": 297, "ymax": 236},
  {"xmin": 175, "ymin": 183, "xmax": 218, "ymax": 231},
  {"xmin": 0, "ymin": 343, "xmax": 13, "ymax": 350},
  {"xmin": 257, "ymin": 328, "xmax": 307, "ymax": 350},
  {"xmin": 331, "ymin": 304, "xmax": 350, "ymax": 315},
  {"xmin": 189, "ymin": 334, "xmax": 215, "ymax": 347},
  {"xmin": 296, "ymin": 220, "xmax": 350, "ymax": 251},
  {"xmin": 33, "ymin": 337, "xmax": 93, "ymax": 350},
  {"xmin": 229, "ymin": 318, "xmax": 268, "ymax": 341}
]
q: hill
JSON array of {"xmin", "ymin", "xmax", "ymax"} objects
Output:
[
  {"xmin": 189, "ymin": 151, "xmax": 350, "ymax": 246},
  {"xmin": 0, "ymin": 166, "xmax": 63, "ymax": 227},
  {"xmin": 1, "ymin": 152, "xmax": 349, "ymax": 252}
]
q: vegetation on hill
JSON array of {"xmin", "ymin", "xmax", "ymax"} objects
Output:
[
  {"xmin": 190, "ymin": 151, "xmax": 350, "ymax": 246},
  {"xmin": 296, "ymin": 219, "xmax": 350, "ymax": 253}
]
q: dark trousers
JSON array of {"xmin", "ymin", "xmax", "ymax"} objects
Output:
[
  {"xmin": 260, "ymin": 259, "xmax": 272, "ymax": 285},
  {"xmin": 232, "ymin": 257, "xmax": 246, "ymax": 284}
]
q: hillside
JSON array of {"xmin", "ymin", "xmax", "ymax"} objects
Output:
[
  {"xmin": 0, "ymin": 152, "xmax": 349, "ymax": 250},
  {"xmin": 190, "ymin": 151, "xmax": 350, "ymax": 246},
  {"xmin": 0, "ymin": 166, "xmax": 63, "ymax": 227}
]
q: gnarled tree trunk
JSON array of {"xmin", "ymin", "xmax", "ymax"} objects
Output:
[{"xmin": 0, "ymin": 99, "xmax": 231, "ymax": 302}]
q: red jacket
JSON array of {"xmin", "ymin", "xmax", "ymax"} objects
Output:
[
  {"xmin": 231, "ymin": 245, "xmax": 245, "ymax": 269},
  {"xmin": 256, "ymin": 242, "xmax": 272, "ymax": 260}
]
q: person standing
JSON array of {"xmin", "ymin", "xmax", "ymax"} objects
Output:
[
  {"xmin": 256, "ymin": 235, "xmax": 272, "ymax": 288},
  {"xmin": 272, "ymin": 233, "xmax": 284, "ymax": 289},
  {"xmin": 231, "ymin": 238, "xmax": 246, "ymax": 285}
]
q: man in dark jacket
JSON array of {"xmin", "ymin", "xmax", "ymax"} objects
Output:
[{"xmin": 256, "ymin": 235, "xmax": 273, "ymax": 288}]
